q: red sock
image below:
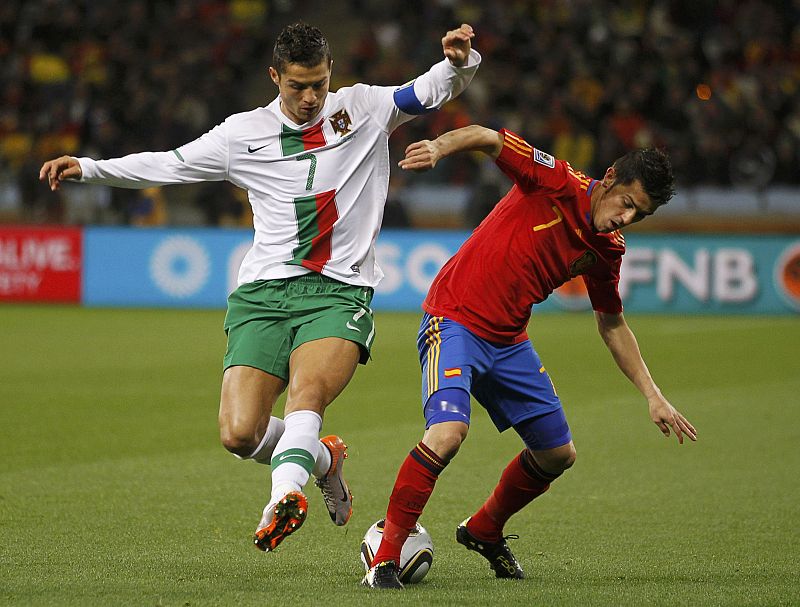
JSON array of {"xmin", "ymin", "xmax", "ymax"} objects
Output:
[
  {"xmin": 467, "ymin": 450, "xmax": 561, "ymax": 542},
  {"xmin": 372, "ymin": 442, "xmax": 447, "ymax": 566}
]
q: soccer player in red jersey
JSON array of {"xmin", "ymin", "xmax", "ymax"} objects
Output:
[{"xmin": 362, "ymin": 125, "xmax": 697, "ymax": 589}]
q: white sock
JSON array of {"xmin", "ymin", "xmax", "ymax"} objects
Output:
[
  {"xmin": 235, "ymin": 416, "xmax": 286, "ymax": 464},
  {"xmin": 270, "ymin": 410, "xmax": 322, "ymax": 504},
  {"xmin": 312, "ymin": 439, "xmax": 332, "ymax": 478}
]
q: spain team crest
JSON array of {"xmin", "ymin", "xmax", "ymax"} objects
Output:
[
  {"xmin": 569, "ymin": 250, "xmax": 598, "ymax": 277},
  {"xmin": 329, "ymin": 109, "xmax": 352, "ymax": 136}
]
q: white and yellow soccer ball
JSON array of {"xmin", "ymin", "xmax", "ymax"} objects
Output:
[{"xmin": 360, "ymin": 519, "xmax": 434, "ymax": 584}]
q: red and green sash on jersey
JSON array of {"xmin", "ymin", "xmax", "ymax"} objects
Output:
[
  {"xmin": 281, "ymin": 123, "xmax": 339, "ymax": 273},
  {"xmin": 280, "ymin": 122, "xmax": 326, "ymax": 156}
]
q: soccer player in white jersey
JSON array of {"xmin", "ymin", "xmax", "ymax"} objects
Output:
[{"xmin": 40, "ymin": 22, "xmax": 481, "ymax": 552}]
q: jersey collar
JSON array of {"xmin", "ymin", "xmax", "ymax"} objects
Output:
[{"xmin": 269, "ymin": 95, "xmax": 332, "ymax": 130}]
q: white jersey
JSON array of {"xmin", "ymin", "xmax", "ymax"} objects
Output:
[{"xmin": 77, "ymin": 51, "xmax": 480, "ymax": 288}]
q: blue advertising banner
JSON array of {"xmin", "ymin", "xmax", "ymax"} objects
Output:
[
  {"xmin": 83, "ymin": 227, "xmax": 249, "ymax": 307},
  {"xmin": 615, "ymin": 234, "xmax": 800, "ymax": 314},
  {"xmin": 82, "ymin": 227, "xmax": 800, "ymax": 314}
]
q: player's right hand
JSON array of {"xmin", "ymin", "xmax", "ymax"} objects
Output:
[
  {"xmin": 442, "ymin": 24, "xmax": 474, "ymax": 67},
  {"xmin": 398, "ymin": 140, "xmax": 440, "ymax": 172},
  {"xmin": 39, "ymin": 155, "xmax": 82, "ymax": 191},
  {"xmin": 648, "ymin": 395, "xmax": 697, "ymax": 444}
]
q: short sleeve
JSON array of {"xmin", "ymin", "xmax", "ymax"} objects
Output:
[
  {"xmin": 583, "ymin": 254, "xmax": 623, "ymax": 314},
  {"xmin": 495, "ymin": 129, "xmax": 569, "ymax": 193}
]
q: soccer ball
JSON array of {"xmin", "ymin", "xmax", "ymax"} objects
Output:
[{"xmin": 360, "ymin": 519, "xmax": 434, "ymax": 584}]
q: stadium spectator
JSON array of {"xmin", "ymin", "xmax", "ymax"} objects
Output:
[
  {"xmin": 38, "ymin": 21, "xmax": 480, "ymax": 554},
  {"xmin": 362, "ymin": 124, "xmax": 696, "ymax": 589},
  {"xmin": 3, "ymin": 0, "xmax": 800, "ymax": 223}
]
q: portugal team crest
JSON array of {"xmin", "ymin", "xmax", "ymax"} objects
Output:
[{"xmin": 329, "ymin": 109, "xmax": 352, "ymax": 136}]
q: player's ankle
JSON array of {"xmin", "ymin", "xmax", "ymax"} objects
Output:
[{"xmin": 466, "ymin": 514, "xmax": 503, "ymax": 543}]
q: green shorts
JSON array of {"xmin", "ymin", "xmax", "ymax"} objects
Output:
[{"xmin": 223, "ymin": 274, "xmax": 375, "ymax": 380}]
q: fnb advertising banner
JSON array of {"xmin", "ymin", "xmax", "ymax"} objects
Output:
[
  {"xmin": 78, "ymin": 227, "xmax": 800, "ymax": 314},
  {"xmin": 0, "ymin": 226, "xmax": 82, "ymax": 302}
]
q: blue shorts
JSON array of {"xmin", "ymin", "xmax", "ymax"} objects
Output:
[{"xmin": 418, "ymin": 314, "xmax": 571, "ymax": 450}]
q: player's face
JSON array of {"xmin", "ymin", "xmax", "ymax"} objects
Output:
[
  {"xmin": 269, "ymin": 60, "xmax": 332, "ymax": 125},
  {"xmin": 591, "ymin": 169, "xmax": 656, "ymax": 233}
]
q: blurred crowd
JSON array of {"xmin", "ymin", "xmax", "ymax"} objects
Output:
[{"xmin": 1, "ymin": 0, "xmax": 799, "ymax": 226}]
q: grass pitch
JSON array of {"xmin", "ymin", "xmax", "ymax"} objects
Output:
[{"xmin": 1, "ymin": 307, "xmax": 798, "ymax": 606}]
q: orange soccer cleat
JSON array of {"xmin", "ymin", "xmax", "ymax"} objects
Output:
[
  {"xmin": 315, "ymin": 435, "xmax": 353, "ymax": 526},
  {"xmin": 253, "ymin": 491, "xmax": 308, "ymax": 552}
]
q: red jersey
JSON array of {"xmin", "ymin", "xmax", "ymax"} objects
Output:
[{"xmin": 423, "ymin": 129, "xmax": 625, "ymax": 344}]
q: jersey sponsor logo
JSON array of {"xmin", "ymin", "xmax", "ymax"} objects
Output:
[
  {"xmin": 329, "ymin": 109, "xmax": 353, "ymax": 136},
  {"xmin": 568, "ymin": 250, "xmax": 598, "ymax": 277},
  {"xmin": 247, "ymin": 143, "xmax": 268, "ymax": 153},
  {"xmin": 443, "ymin": 368, "xmax": 462, "ymax": 377},
  {"xmin": 534, "ymin": 148, "xmax": 556, "ymax": 168}
]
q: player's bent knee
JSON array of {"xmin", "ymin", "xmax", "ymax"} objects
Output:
[
  {"xmin": 560, "ymin": 443, "xmax": 577, "ymax": 470},
  {"xmin": 219, "ymin": 424, "xmax": 259, "ymax": 457},
  {"xmin": 532, "ymin": 442, "xmax": 576, "ymax": 474},
  {"xmin": 423, "ymin": 421, "xmax": 468, "ymax": 461}
]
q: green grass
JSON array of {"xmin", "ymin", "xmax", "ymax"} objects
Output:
[{"xmin": 1, "ymin": 307, "xmax": 799, "ymax": 606}]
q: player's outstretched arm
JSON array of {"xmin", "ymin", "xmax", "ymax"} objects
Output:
[
  {"xmin": 398, "ymin": 125, "xmax": 503, "ymax": 172},
  {"xmin": 39, "ymin": 155, "xmax": 83, "ymax": 191},
  {"xmin": 595, "ymin": 311, "xmax": 697, "ymax": 444},
  {"xmin": 441, "ymin": 24, "xmax": 475, "ymax": 67}
]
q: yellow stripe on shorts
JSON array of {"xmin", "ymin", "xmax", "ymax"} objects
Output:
[{"xmin": 425, "ymin": 316, "xmax": 442, "ymax": 397}]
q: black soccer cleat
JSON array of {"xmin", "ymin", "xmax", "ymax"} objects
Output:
[
  {"xmin": 455, "ymin": 518, "xmax": 525, "ymax": 579},
  {"xmin": 362, "ymin": 560, "xmax": 405, "ymax": 590}
]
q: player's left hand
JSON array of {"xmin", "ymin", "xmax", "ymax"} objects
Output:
[
  {"xmin": 442, "ymin": 24, "xmax": 474, "ymax": 67},
  {"xmin": 648, "ymin": 394, "xmax": 697, "ymax": 444},
  {"xmin": 398, "ymin": 140, "xmax": 440, "ymax": 172}
]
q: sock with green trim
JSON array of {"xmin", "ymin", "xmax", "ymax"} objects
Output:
[
  {"xmin": 236, "ymin": 416, "xmax": 286, "ymax": 464},
  {"xmin": 269, "ymin": 410, "xmax": 321, "ymax": 503}
]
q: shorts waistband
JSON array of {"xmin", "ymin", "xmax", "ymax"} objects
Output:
[
  {"xmin": 256, "ymin": 273, "xmax": 349, "ymax": 287},
  {"xmin": 287, "ymin": 273, "xmax": 340, "ymax": 284}
]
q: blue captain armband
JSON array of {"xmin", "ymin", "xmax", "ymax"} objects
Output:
[{"xmin": 393, "ymin": 80, "xmax": 435, "ymax": 115}]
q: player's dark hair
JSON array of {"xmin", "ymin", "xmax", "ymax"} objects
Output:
[
  {"xmin": 272, "ymin": 23, "xmax": 331, "ymax": 74},
  {"xmin": 612, "ymin": 148, "xmax": 676, "ymax": 207}
]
